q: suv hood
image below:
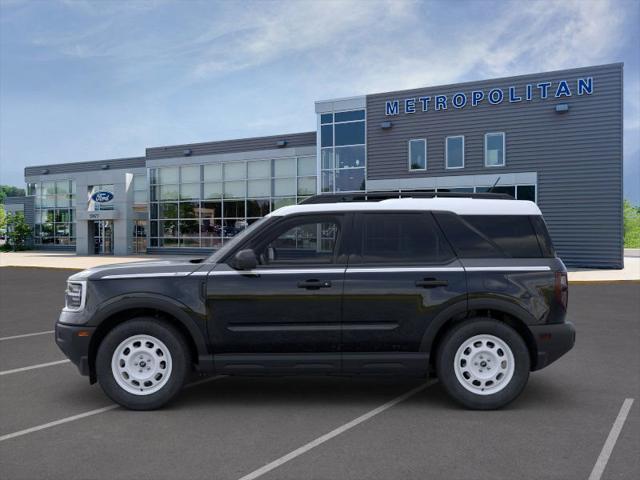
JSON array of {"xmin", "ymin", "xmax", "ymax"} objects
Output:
[{"xmin": 68, "ymin": 259, "xmax": 207, "ymax": 281}]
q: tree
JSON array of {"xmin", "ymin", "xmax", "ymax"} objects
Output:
[
  {"xmin": 6, "ymin": 211, "xmax": 31, "ymax": 251},
  {"xmin": 0, "ymin": 185, "xmax": 26, "ymax": 204},
  {"xmin": 623, "ymin": 199, "xmax": 640, "ymax": 248},
  {"xmin": 0, "ymin": 205, "xmax": 6, "ymax": 231}
]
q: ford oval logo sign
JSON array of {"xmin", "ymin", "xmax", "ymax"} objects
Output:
[{"xmin": 91, "ymin": 191, "xmax": 114, "ymax": 203}]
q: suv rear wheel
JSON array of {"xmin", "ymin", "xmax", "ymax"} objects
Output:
[
  {"xmin": 96, "ymin": 318, "xmax": 190, "ymax": 410},
  {"xmin": 436, "ymin": 318, "xmax": 530, "ymax": 410}
]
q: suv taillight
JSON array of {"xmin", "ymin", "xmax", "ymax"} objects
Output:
[{"xmin": 555, "ymin": 271, "xmax": 568, "ymax": 310}]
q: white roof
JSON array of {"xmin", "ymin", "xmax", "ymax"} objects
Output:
[{"xmin": 269, "ymin": 197, "xmax": 542, "ymax": 217}]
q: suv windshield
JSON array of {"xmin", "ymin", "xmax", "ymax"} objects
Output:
[{"xmin": 206, "ymin": 216, "xmax": 271, "ymax": 264}]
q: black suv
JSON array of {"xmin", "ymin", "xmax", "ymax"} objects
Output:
[{"xmin": 56, "ymin": 194, "xmax": 575, "ymax": 410}]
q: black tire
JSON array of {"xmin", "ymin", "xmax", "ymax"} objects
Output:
[
  {"xmin": 436, "ymin": 318, "xmax": 530, "ymax": 410},
  {"xmin": 96, "ymin": 317, "xmax": 190, "ymax": 410}
]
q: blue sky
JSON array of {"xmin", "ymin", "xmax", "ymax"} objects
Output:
[{"xmin": 1, "ymin": 0, "xmax": 639, "ymax": 202}]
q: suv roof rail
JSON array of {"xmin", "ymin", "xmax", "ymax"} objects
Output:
[{"xmin": 299, "ymin": 190, "xmax": 514, "ymax": 204}]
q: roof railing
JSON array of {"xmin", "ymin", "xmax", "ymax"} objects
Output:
[{"xmin": 299, "ymin": 190, "xmax": 514, "ymax": 204}]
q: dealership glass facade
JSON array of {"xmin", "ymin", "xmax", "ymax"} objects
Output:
[
  {"xmin": 29, "ymin": 180, "xmax": 76, "ymax": 246},
  {"xmin": 148, "ymin": 156, "xmax": 317, "ymax": 247},
  {"xmin": 320, "ymin": 110, "xmax": 366, "ymax": 192}
]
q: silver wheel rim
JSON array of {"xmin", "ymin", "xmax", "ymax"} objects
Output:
[
  {"xmin": 453, "ymin": 334, "xmax": 515, "ymax": 395},
  {"xmin": 111, "ymin": 334, "xmax": 173, "ymax": 395}
]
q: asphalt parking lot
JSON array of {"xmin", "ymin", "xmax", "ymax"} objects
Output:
[{"xmin": 0, "ymin": 267, "xmax": 638, "ymax": 480}]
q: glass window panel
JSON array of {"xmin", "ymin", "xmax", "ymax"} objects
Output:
[
  {"xmin": 248, "ymin": 179, "xmax": 271, "ymax": 197},
  {"xmin": 360, "ymin": 213, "xmax": 454, "ymax": 264},
  {"xmin": 335, "ymin": 122, "xmax": 365, "ymax": 146},
  {"xmin": 297, "ymin": 177, "xmax": 317, "ymax": 196},
  {"xmin": 475, "ymin": 186, "xmax": 515, "ymax": 197},
  {"xmin": 43, "ymin": 196, "xmax": 56, "ymax": 207},
  {"xmin": 160, "ymin": 184, "xmax": 179, "ymax": 200},
  {"xmin": 223, "ymin": 200, "xmax": 245, "ymax": 218},
  {"xmin": 201, "ymin": 201, "xmax": 222, "ymax": 220},
  {"xmin": 134, "ymin": 190, "xmax": 147, "ymax": 203},
  {"xmin": 272, "ymin": 197, "xmax": 296, "ymax": 210},
  {"xmin": 273, "ymin": 177, "xmax": 296, "ymax": 196},
  {"xmin": 297, "ymin": 156, "xmax": 316, "ymax": 176},
  {"xmin": 150, "ymin": 203, "xmax": 158, "ymax": 219},
  {"xmin": 150, "ymin": 221, "xmax": 158, "ymax": 237},
  {"xmin": 222, "ymin": 218, "xmax": 248, "ymax": 238},
  {"xmin": 203, "ymin": 182, "xmax": 223, "ymax": 199},
  {"xmin": 159, "ymin": 238, "xmax": 179, "ymax": 247},
  {"xmin": 204, "ymin": 164, "xmax": 222, "ymax": 182},
  {"xmin": 320, "ymin": 113, "xmax": 333, "ymax": 124},
  {"xmin": 517, "ymin": 185, "xmax": 536, "ymax": 202},
  {"xmin": 247, "ymin": 199, "xmax": 270, "ymax": 217},
  {"xmin": 409, "ymin": 139, "xmax": 426, "ymax": 170},
  {"xmin": 150, "ymin": 185, "xmax": 157, "ymax": 202},
  {"xmin": 201, "ymin": 218, "xmax": 222, "ymax": 237},
  {"xmin": 321, "ymin": 171, "xmax": 334, "ymax": 193},
  {"xmin": 335, "ymin": 110, "xmax": 365, "ymax": 122},
  {"xmin": 248, "ymin": 160, "xmax": 271, "ymax": 179},
  {"xmin": 446, "ymin": 137, "xmax": 464, "ymax": 168},
  {"xmin": 201, "ymin": 237, "xmax": 224, "ymax": 249},
  {"xmin": 321, "ymin": 124, "xmax": 333, "ymax": 148},
  {"xmin": 485, "ymin": 133, "xmax": 505, "ymax": 166},
  {"xmin": 133, "ymin": 174, "xmax": 147, "ymax": 191},
  {"xmin": 335, "ymin": 145, "xmax": 365, "ymax": 169},
  {"xmin": 437, "ymin": 187, "xmax": 474, "ymax": 193},
  {"xmin": 224, "ymin": 162, "xmax": 246, "ymax": 180},
  {"xmin": 335, "ymin": 168, "xmax": 365, "ymax": 192},
  {"xmin": 179, "ymin": 220, "xmax": 200, "ymax": 237},
  {"xmin": 159, "ymin": 220, "xmax": 178, "ymax": 236},
  {"xmin": 150, "ymin": 169, "xmax": 158, "ymax": 185},
  {"xmin": 43, "ymin": 182, "xmax": 56, "ymax": 195},
  {"xmin": 179, "ymin": 202, "xmax": 199, "ymax": 218},
  {"xmin": 321, "ymin": 149, "xmax": 334, "ymax": 170},
  {"xmin": 55, "ymin": 181, "xmax": 69, "ymax": 194},
  {"xmin": 223, "ymin": 180, "xmax": 246, "ymax": 198},
  {"xmin": 181, "ymin": 238, "xmax": 201, "ymax": 247},
  {"xmin": 158, "ymin": 202, "xmax": 178, "ymax": 219},
  {"xmin": 158, "ymin": 167, "xmax": 179, "ymax": 184},
  {"xmin": 181, "ymin": 165, "xmax": 201, "ymax": 183},
  {"xmin": 274, "ymin": 158, "xmax": 296, "ymax": 177},
  {"xmin": 56, "ymin": 194, "xmax": 69, "ymax": 207},
  {"xmin": 180, "ymin": 183, "xmax": 200, "ymax": 200}
]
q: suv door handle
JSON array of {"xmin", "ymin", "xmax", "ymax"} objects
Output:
[
  {"xmin": 297, "ymin": 279, "xmax": 332, "ymax": 290},
  {"xmin": 415, "ymin": 278, "xmax": 448, "ymax": 288}
]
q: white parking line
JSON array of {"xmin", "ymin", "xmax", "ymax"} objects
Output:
[
  {"xmin": 0, "ymin": 359, "xmax": 70, "ymax": 376},
  {"xmin": 0, "ymin": 330, "xmax": 54, "ymax": 341},
  {"xmin": 237, "ymin": 379, "xmax": 437, "ymax": 480},
  {"xmin": 0, "ymin": 375, "xmax": 225, "ymax": 442},
  {"xmin": 588, "ymin": 398, "xmax": 635, "ymax": 480}
]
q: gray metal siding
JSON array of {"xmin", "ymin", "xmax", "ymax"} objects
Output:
[
  {"xmin": 146, "ymin": 132, "xmax": 317, "ymax": 159},
  {"xmin": 366, "ymin": 63, "xmax": 623, "ymax": 268},
  {"xmin": 24, "ymin": 157, "xmax": 145, "ymax": 177}
]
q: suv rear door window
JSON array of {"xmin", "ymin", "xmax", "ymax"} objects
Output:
[{"xmin": 357, "ymin": 213, "xmax": 454, "ymax": 264}]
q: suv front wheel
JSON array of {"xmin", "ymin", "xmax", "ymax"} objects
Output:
[
  {"xmin": 436, "ymin": 318, "xmax": 530, "ymax": 410},
  {"xmin": 96, "ymin": 318, "xmax": 190, "ymax": 410}
]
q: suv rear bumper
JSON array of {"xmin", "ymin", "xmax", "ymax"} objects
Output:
[
  {"xmin": 55, "ymin": 323, "xmax": 95, "ymax": 376},
  {"xmin": 529, "ymin": 321, "xmax": 576, "ymax": 371}
]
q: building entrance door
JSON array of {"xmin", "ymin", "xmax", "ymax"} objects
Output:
[{"xmin": 93, "ymin": 220, "xmax": 114, "ymax": 255}]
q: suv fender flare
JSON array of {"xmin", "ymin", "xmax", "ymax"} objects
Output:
[
  {"xmin": 91, "ymin": 294, "xmax": 209, "ymax": 359},
  {"xmin": 419, "ymin": 296, "xmax": 537, "ymax": 354}
]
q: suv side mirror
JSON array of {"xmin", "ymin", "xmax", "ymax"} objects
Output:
[{"xmin": 232, "ymin": 249, "xmax": 257, "ymax": 270}]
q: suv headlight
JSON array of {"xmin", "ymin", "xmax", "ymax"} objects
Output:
[{"xmin": 64, "ymin": 281, "xmax": 86, "ymax": 311}]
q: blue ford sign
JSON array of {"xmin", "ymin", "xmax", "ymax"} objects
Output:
[
  {"xmin": 385, "ymin": 77, "xmax": 593, "ymax": 115},
  {"xmin": 91, "ymin": 191, "xmax": 114, "ymax": 203}
]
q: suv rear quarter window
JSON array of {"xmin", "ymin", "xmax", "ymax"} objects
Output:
[{"xmin": 435, "ymin": 212, "xmax": 546, "ymax": 258}]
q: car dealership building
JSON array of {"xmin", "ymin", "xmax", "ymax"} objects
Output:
[{"xmin": 14, "ymin": 63, "xmax": 623, "ymax": 268}]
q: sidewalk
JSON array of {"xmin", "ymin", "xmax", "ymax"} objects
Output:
[{"xmin": 1, "ymin": 250, "xmax": 639, "ymax": 283}]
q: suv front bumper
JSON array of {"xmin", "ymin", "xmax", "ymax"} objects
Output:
[
  {"xmin": 55, "ymin": 322, "xmax": 95, "ymax": 377},
  {"xmin": 529, "ymin": 321, "xmax": 576, "ymax": 371}
]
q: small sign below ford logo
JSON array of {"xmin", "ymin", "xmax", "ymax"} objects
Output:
[{"xmin": 91, "ymin": 191, "xmax": 114, "ymax": 203}]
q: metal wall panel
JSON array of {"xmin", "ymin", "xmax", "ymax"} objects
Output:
[
  {"xmin": 365, "ymin": 63, "xmax": 623, "ymax": 268},
  {"xmin": 24, "ymin": 157, "xmax": 145, "ymax": 177},
  {"xmin": 146, "ymin": 132, "xmax": 316, "ymax": 159}
]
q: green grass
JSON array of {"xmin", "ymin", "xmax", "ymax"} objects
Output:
[{"xmin": 624, "ymin": 199, "xmax": 640, "ymax": 248}]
